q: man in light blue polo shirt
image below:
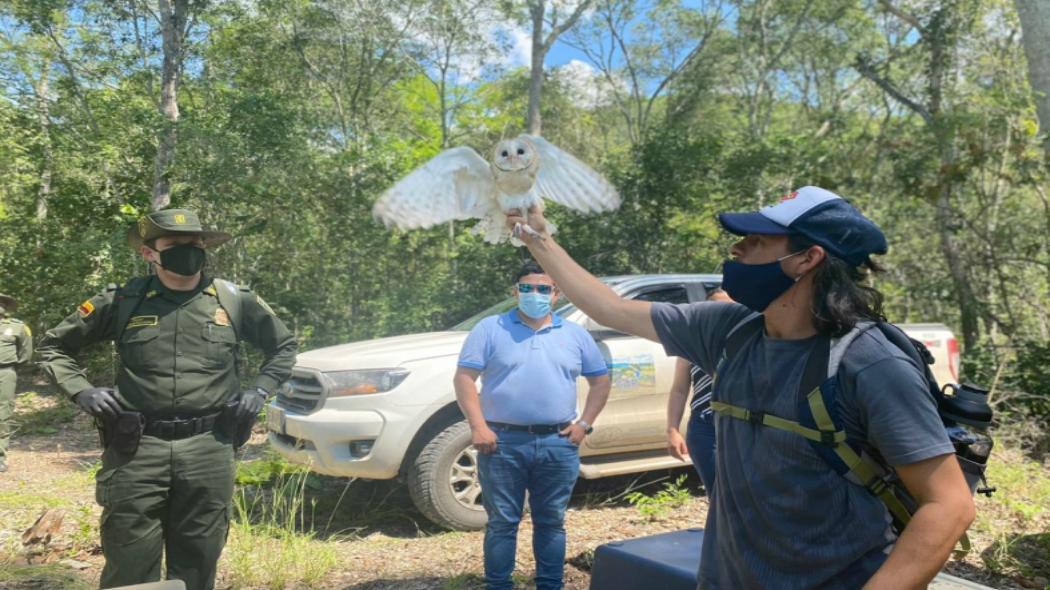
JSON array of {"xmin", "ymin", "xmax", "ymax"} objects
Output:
[{"xmin": 454, "ymin": 260, "xmax": 611, "ymax": 590}]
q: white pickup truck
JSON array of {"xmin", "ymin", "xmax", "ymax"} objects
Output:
[{"xmin": 266, "ymin": 274, "xmax": 961, "ymax": 530}]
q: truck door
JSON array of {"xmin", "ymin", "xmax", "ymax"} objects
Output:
[{"xmin": 579, "ymin": 284, "xmax": 692, "ymax": 454}]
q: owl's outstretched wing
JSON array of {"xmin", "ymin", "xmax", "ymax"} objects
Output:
[
  {"xmin": 525, "ymin": 135, "xmax": 620, "ymax": 213},
  {"xmin": 372, "ymin": 147, "xmax": 499, "ymax": 229}
]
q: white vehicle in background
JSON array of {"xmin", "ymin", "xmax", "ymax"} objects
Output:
[{"xmin": 266, "ymin": 274, "xmax": 961, "ymax": 531}]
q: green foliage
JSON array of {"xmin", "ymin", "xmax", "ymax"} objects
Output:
[
  {"xmin": 625, "ymin": 474, "xmax": 692, "ymax": 521},
  {"xmin": 0, "ymin": 0, "xmax": 1046, "ymax": 411},
  {"xmin": 235, "ymin": 451, "xmax": 312, "ymax": 487},
  {"xmin": 963, "ymin": 339, "xmax": 1050, "ymax": 419}
]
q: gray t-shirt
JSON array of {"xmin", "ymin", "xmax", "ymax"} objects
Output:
[{"xmin": 651, "ymin": 301, "xmax": 955, "ymax": 590}]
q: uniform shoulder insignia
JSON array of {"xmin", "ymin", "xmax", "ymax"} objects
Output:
[
  {"xmin": 23, "ymin": 324, "xmax": 31, "ymax": 336},
  {"xmin": 78, "ymin": 299, "xmax": 95, "ymax": 318}
]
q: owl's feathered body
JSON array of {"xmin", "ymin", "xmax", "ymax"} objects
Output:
[{"xmin": 372, "ymin": 135, "xmax": 619, "ymax": 244}]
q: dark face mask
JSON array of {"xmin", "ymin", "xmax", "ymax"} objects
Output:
[
  {"xmin": 721, "ymin": 251, "xmax": 804, "ymax": 313},
  {"xmin": 157, "ymin": 243, "xmax": 207, "ymax": 277}
]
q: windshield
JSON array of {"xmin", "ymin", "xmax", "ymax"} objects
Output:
[{"xmin": 449, "ymin": 277, "xmax": 629, "ymax": 331}]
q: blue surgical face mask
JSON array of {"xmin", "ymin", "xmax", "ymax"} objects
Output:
[
  {"xmin": 721, "ymin": 251, "xmax": 805, "ymax": 312},
  {"xmin": 518, "ymin": 292, "xmax": 552, "ymax": 319}
]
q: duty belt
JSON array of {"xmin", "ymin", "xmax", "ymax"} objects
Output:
[
  {"xmin": 487, "ymin": 421, "xmax": 571, "ymax": 435},
  {"xmin": 144, "ymin": 411, "xmax": 222, "ymax": 441}
]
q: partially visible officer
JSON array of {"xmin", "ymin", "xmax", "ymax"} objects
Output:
[
  {"xmin": 0, "ymin": 293, "xmax": 33, "ymax": 473},
  {"xmin": 38, "ymin": 209, "xmax": 297, "ymax": 590}
]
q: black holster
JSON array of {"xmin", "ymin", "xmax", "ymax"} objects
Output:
[
  {"xmin": 98, "ymin": 411, "xmax": 145, "ymax": 456},
  {"xmin": 220, "ymin": 400, "xmax": 256, "ymax": 449}
]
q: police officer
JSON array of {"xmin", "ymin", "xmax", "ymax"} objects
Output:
[
  {"xmin": 38, "ymin": 209, "xmax": 297, "ymax": 590},
  {"xmin": 0, "ymin": 293, "xmax": 32, "ymax": 473}
]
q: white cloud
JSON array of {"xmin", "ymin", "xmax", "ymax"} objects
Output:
[
  {"xmin": 554, "ymin": 59, "xmax": 622, "ymax": 108},
  {"xmin": 487, "ymin": 22, "xmax": 532, "ymax": 69}
]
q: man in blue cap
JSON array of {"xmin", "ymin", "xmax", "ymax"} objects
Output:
[{"xmin": 506, "ymin": 187, "xmax": 974, "ymax": 589}]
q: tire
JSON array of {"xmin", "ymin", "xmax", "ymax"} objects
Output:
[{"xmin": 406, "ymin": 420, "xmax": 488, "ymax": 531}]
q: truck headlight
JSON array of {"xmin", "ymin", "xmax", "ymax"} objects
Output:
[{"xmin": 323, "ymin": 369, "xmax": 410, "ymax": 397}]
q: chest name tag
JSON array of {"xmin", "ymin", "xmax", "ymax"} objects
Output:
[
  {"xmin": 126, "ymin": 315, "xmax": 159, "ymax": 329},
  {"xmin": 214, "ymin": 308, "xmax": 231, "ymax": 326}
]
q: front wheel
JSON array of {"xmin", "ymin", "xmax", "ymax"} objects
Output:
[{"xmin": 406, "ymin": 420, "xmax": 488, "ymax": 531}]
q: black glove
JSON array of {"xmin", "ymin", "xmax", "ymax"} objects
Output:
[
  {"xmin": 74, "ymin": 387, "xmax": 121, "ymax": 418},
  {"xmin": 236, "ymin": 388, "xmax": 268, "ymax": 419}
]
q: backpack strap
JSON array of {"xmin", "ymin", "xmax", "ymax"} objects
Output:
[
  {"xmin": 874, "ymin": 323, "xmax": 942, "ymax": 400},
  {"xmin": 710, "ymin": 320, "xmax": 922, "ymax": 546},
  {"xmin": 722, "ymin": 313, "xmax": 764, "ymax": 361}
]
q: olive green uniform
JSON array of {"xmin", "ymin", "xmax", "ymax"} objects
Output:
[
  {"xmin": 38, "ymin": 276, "xmax": 296, "ymax": 590},
  {"xmin": 0, "ymin": 315, "xmax": 32, "ymax": 465}
]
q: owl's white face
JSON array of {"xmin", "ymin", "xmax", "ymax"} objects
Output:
[{"xmin": 491, "ymin": 138, "xmax": 537, "ymax": 172}]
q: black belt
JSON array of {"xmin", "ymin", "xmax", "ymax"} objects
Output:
[
  {"xmin": 144, "ymin": 411, "xmax": 222, "ymax": 441},
  {"xmin": 487, "ymin": 421, "xmax": 571, "ymax": 435}
]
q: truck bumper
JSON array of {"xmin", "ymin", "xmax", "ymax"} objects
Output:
[{"xmin": 266, "ymin": 404, "xmax": 402, "ymax": 479}]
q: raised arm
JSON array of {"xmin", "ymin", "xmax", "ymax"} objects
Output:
[{"xmin": 506, "ymin": 208, "xmax": 658, "ymax": 341}]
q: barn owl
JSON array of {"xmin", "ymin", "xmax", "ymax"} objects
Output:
[{"xmin": 372, "ymin": 135, "xmax": 620, "ymax": 243}]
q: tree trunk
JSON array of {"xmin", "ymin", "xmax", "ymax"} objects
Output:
[
  {"xmin": 1015, "ymin": 0, "xmax": 1050, "ymax": 156},
  {"xmin": 526, "ymin": 1, "xmax": 546, "ymax": 135},
  {"xmin": 934, "ymin": 146, "xmax": 981, "ymax": 351},
  {"xmin": 33, "ymin": 62, "xmax": 52, "ymax": 223},
  {"xmin": 152, "ymin": 0, "xmax": 189, "ymax": 212}
]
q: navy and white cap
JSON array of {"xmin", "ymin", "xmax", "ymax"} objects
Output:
[{"xmin": 718, "ymin": 186, "xmax": 888, "ymax": 266}]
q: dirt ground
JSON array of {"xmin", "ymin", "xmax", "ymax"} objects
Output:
[{"xmin": 0, "ymin": 390, "xmax": 1044, "ymax": 590}]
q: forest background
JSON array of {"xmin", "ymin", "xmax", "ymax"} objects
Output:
[{"xmin": 0, "ymin": 0, "xmax": 1048, "ymax": 418}]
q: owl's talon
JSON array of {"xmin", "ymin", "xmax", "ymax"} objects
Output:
[{"xmin": 514, "ymin": 222, "xmax": 546, "ymax": 241}]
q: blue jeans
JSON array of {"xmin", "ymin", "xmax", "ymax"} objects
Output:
[
  {"xmin": 477, "ymin": 428, "xmax": 580, "ymax": 590},
  {"xmin": 686, "ymin": 411, "xmax": 716, "ymax": 493}
]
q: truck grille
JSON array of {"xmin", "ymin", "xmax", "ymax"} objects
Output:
[{"xmin": 276, "ymin": 371, "xmax": 325, "ymax": 414}]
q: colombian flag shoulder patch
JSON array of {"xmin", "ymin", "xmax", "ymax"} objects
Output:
[{"xmin": 77, "ymin": 300, "xmax": 95, "ymax": 318}]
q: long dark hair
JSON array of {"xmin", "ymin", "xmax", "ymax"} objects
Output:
[{"xmin": 788, "ymin": 235, "xmax": 886, "ymax": 337}]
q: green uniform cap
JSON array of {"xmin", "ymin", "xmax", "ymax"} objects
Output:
[
  {"xmin": 0, "ymin": 294, "xmax": 16, "ymax": 311},
  {"xmin": 127, "ymin": 209, "xmax": 232, "ymax": 250}
]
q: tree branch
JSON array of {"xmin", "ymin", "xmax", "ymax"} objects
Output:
[
  {"xmin": 544, "ymin": 0, "xmax": 594, "ymax": 51},
  {"xmin": 854, "ymin": 55, "xmax": 933, "ymax": 124},
  {"xmin": 877, "ymin": 0, "xmax": 924, "ymax": 34}
]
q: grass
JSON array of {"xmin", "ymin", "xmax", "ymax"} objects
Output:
[
  {"xmin": 13, "ymin": 392, "xmax": 77, "ymax": 435},
  {"xmin": 235, "ymin": 449, "xmax": 312, "ymax": 486},
  {"xmin": 224, "ymin": 458, "xmax": 340, "ymax": 589},
  {"xmin": 0, "ymin": 561, "xmax": 93, "ymax": 590},
  {"xmin": 969, "ymin": 423, "xmax": 1050, "ymax": 583}
]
